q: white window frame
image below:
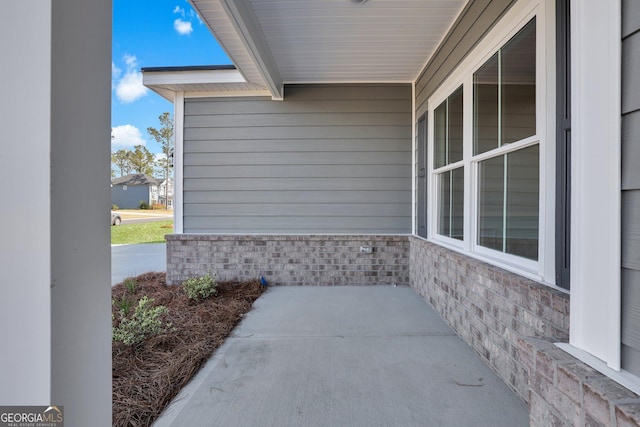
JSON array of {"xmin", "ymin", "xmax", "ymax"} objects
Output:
[
  {"xmin": 430, "ymin": 85, "xmax": 465, "ymax": 249},
  {"xmin": 425, "ymin": 0, "xmax": 556, "ymax": 285}
]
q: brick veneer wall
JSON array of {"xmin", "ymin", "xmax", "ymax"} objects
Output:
[
  {"xmin": 166, "ymin": 233, "xmax": 640, "ymax": 425},
  {"xmin": 165, "ymin": 234, "xmax": 410, "ymax": 286},
  {"xmin": 409, "ymin": 237, "xmax": 570, "ymax": 401},
  {"xmin": 519, "ymin": 338, "xmax": 640, "ymax": 426}
]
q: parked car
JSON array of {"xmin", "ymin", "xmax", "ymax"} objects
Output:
[{"xmin": 111, "ymin": 211, "xmax": 122, "ymax": 226}]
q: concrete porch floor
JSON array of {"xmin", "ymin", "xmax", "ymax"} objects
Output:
[{"xmin": 153, "ymin": 286, "xmax": 528, "ymax": 427}]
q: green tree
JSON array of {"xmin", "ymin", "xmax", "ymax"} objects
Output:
[
  {"xmin": 147, "ymin": 112, "xmax": 174, "ymax": 207},
  {"xmin": 129, "ymin": 145, "xmax": 155, "ymax": 175},
  {"xmin": 111, "ymin": 149, "xmax": 133, "ymax": 177},
  {"xmin": 154, "ymin": 156, "xmax": 170, "ymax": 180}
]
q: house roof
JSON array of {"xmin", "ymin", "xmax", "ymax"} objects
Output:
[
  {"xmin": 142, "ymin": 65, "xmax": 271, "ymax": 101},
  {"xmin": 143, "ymin": 0, "xmax": 468, "ymax": 100},
  {"xmin": 111, "ymin": 174, "xmax": 160, "ymax": 186}
]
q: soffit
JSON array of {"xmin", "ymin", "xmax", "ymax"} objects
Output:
[
  {"xmin": 190, "ymin": 0, "xmax": 269, "ymax": 86},
  {"xmin": 142, "ymin": 68, "xmax": 270, "ymax": 101},
  {"xmin": 191, "ymin": 0, "xmax": 467, "ymax": 85}
]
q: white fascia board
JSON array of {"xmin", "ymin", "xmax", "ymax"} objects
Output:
[
  {"xmin": 185, "ymin": 90, "xmax": 273, "ymax": 98},
  {"xmin": 142, "ymin": 69, "xmax": 246, "ymax": 86},
  {"xmin": 218, "ymin": 0, "xmax": 284, "ymax": 100}
]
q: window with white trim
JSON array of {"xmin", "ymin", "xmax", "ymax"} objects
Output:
[
  {"xmin": 427, "ymin": 14, "xmax": 547, "ymax": 277},
  {"xmin": 474, "ymin": 19, "xmax": 538, "ymax": 260},
  {"xmin": 434, "ymin": 86, "xmax": 464, "ymax": 241}
]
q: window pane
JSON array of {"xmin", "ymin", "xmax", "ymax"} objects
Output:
[
  {"xmin": 501, "ymin": 19, "xmax": 536, "ymax": 145},
  {"xmin": 434, "ymin": 101, "xmax": 447, "ymax": 168},
  {"xmin": 506, "ymin": 145, "xmax": 539, "ymax": 260},
  {"xmin": 435, "ymin": 86, "xmax": 463, "ymax": 168},
  {"xmin": 438, "ymin": 168, "xmax": 464, "ymax": 241},
  {"xmin": 451, "ymin": 167, "xmax": 464, "ymax": 240},
  {"xmin": 449, "ymin": 87, "xmax": 464, "ymax": 164},
  {"xmin": 438, "ymin": 171, "xmax": 451, "ymax": 236},
  {"xmin": 478, "ymin": 145, "xmax": 539, "ymax": 259},
  {"xmin": 474, "ymin": 53, "xmax": 499, "ymax": 155},
  {"xmin": 478, "ymin": 156, "xmax": 504, "ymax": 251}
]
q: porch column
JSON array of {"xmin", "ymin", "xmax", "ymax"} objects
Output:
[
  {"xmin": 0, "ymin": 0, "xmax": 113, "ymax": 425},
  {"xmin": 569, "ymin": 0, "xmax": 621, "ymax": 369}
]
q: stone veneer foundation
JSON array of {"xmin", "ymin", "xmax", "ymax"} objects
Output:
[{"xmin": 166, "ymin": 233, "xmax": 640, "ymax": 425}]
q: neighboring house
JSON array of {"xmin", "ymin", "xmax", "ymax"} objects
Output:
[
  {"xmin": 141, "ymin": 0, "xmax": 638, "ymax": 424},
  {"xmin": 158, "ymin": 178, "xmax": 174, "ymax": 209},
  {"xmin": 111, "ymin": 173, "xmax": 159, "ymax": 209}
]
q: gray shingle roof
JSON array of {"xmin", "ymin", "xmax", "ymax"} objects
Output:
[{"xmin": 111, "ymin": 174, "xmax": 160, "ymax": 186}]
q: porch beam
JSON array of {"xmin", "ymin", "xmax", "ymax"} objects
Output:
[{"xmin": 218, "ymin": 0, "xmax": 284, "ymax": 100}]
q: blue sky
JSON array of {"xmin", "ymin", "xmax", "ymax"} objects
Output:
[{"xmin": 111, "ymin": 0, "xmax": 231, "ymax": 156}]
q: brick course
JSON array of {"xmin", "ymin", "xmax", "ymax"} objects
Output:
[
  {"xmin": 519, "ymin": 338, "xmax": 640, "ymax": 426},
  {"xmin": 409, "ymin": 237, "xmax": 570, "ymax": 402},
  {"xmin": 166, "ymin": 234, "xmax": 410, "ymax": 286}
]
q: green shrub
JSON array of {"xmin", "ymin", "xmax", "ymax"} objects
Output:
[
  {"xmin": 183, "ymin": 274, "xmax": 217, "ymax": 301},
  {"xmin": 139, "ymin": 200, "xmax": 150, "ymax": 210},
  {"xmin": 123, "ymin": 276, "xmax": 137, "ymax": 294},
  {"xmin": 112, "ymin": 296, "xmax": 135, "ymax": 317},
  {"xmin": 112, "ymin": 296, "xmax": 173, "ymax": 346},
  {"xmin": 111, "ymin": 204, "xmax": 119, "ymax": 210}
]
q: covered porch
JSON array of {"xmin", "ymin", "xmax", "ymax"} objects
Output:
[{"xmin": 142, "ymin": 0, "xmax": 633, "ymax": 425}]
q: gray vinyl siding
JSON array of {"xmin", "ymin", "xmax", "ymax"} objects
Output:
[
  {"xmin": 415, "ymin": 0, "xmax": 516, "ymax": 118},
  {"xmin": 111, "ymin": 185, "xmax": 150, "ymax": 209},
  {"xmin": 182, "ymin": 84, "xmax": 412, "ymax": 234},
  {"xmin": 621, "ymin": 0, "xmax": 640, "ymax": 376}
]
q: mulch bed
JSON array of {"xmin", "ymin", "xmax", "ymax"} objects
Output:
[{"xmin": 112, "ymin": 272, "xmax": 265, "ymax": 427}]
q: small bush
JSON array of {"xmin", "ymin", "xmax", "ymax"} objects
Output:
[
  {"xmin": 112, "ymin": 296, "xmax": 173, "ymax": 346},
  {"xmin": 112, "ymin": 296, "xmax": 135, "ymax": 317},
  {"xmin": 183, "ymin": 274, "xmax": 218, "ymax": 301},
  {"xmin": 152, "ymin": 203, "xmax": 165, "ymax": 210},
  {"xmin": 123, "ymin": 276, "xmax": 137, "ymax": 294},
  {"xmin": 139, "ymin": 200, "xmax": 150, "ymax": 210},
  {"xmin": 112, "ymin": 204, "xmax": 119, "ymax": 210}
]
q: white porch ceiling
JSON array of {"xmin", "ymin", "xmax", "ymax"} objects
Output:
[{"xmin": 191, "ymin": 0, "xmax": 467, "ymax": 93}]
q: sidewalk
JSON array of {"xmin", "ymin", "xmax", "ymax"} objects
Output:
[
  {"xmin": 116, "ymin": 210, "xmax": 173, "ymax": 219},
  {"xmin": 154, "ymin": 286, "xmax": 528, "ymax": 427}
]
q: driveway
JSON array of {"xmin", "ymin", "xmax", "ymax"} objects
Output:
[
  {"xmin": 111, "ymin": 243, "xmax": 166, "ymax": 286},
  {"xmin": 153, "ymin": 286, "xmax": 528, "ymax": 427}
]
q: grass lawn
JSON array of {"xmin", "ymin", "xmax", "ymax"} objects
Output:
[{"xmin": 111, "ymin": 221, "xmax": 174, "ymax": 245}]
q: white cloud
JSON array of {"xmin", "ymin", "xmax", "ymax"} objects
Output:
[
  {"xmin": 111, "ymin": 62, "xmax": 122, "ymax": 79},
  {"xmin": 173, "ymin": 5, "xmax": 185, "ymax": 16},
  {"xmin": 111, "ymin": 125, "xmax": 146, "ymax": 147},
  {"xmin": 123, "ymin": 54, "xmax": 138, "ymax": 68},
  {"xmin": 114, "ymin": 54, "xmax": 147, "ymax": 104},
  {"xmin": 174, "ymin": 18, "xmax": 193, "ymax": 35},
  {"xmin": 194, "ymin": 11, "xmax": 203, "ymax": 25},
  {"xmin": 116, "ymin": 70, "xmax": 147, "ymax": 103}
]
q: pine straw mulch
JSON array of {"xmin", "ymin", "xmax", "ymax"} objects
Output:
[{"xmin": 112, "ymin": 272, "xmax": 265, "ymax": 427}]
